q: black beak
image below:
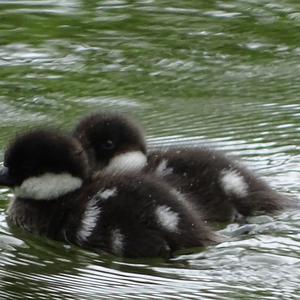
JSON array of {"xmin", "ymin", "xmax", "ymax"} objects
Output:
[{"xmin": 0, "ymin": 167, "xmax": 15, "ymax": 187}]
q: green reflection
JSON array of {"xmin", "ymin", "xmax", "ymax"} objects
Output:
[{"xmin": 0, "ymin": 0, "xmax": 300, "ymax": 299}]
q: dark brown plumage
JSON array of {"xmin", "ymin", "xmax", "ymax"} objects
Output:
[{"xmin": 0, "ymin": 129, "xmax": 217, "ymax": 258}]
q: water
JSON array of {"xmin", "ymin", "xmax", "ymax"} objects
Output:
[{"xmin": 1, "ymin": 0, "xmax": 300, "ymax": 298}]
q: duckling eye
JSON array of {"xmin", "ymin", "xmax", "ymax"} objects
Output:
[{"xmin": 101, "ymin": 140, "xmax": 114, "ymax": 150}]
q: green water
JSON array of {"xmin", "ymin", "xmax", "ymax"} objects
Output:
[{"xmin": 1, "ymin": 0, "xmax": 300, "ymax": 299}]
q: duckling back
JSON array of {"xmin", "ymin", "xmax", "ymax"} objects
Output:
[
  {"xmin": 147, "ymin": 147, "xmax": 291, "ymax": 222},
  {"xmin": 71, "ymin": 174, "xmax": 217, "ymax": 258}
]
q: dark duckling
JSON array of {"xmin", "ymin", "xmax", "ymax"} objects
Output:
[
  {"xmin": 72, "ymin": 112, "xmax": 295, "ymax": 223},
  {"xmin": 0, "ymin": 129, "xmax": 217, "ymax": 258}
]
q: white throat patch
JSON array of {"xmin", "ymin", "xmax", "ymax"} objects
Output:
[
  {"xmin": 103, "ymin": 151, "xmax": 147, "ymax": 174},
  {"xmin": 14, "ymin": 173, "xmax": 83, "ymax": 200}
]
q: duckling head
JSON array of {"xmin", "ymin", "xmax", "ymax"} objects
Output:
[
  {"xmin": 73, "ymin": 112, "xmax": 147, "ymax": 174},
  {"xmin": 0, "ymin": 129, "xmax": 89, "ymax": 200}
]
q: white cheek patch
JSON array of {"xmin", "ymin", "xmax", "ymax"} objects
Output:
[
  {"xmin": 220, "ymin": 169, "xmax": 249, "ymax": 198},
  {"xmin": 103, "ymin": 151, "xmax": 147, "ymax": 175},
  {"xmin": 155, "ymin": 205, "xmax": 179, "ymax": 233},
  {"xmin": 154, "ymin": 159, "xmax": 173, "ymax": 177},
  {"xmin": 14, "ymin": 173, "xmax": 82, "ymax": 200},
  {"xmin": 111, "ymin": 228, "xmax": 125, "ymax": 256},
  {"xmin": 77, "ymin": 198, "xmax": 101, "ymax": 242}
]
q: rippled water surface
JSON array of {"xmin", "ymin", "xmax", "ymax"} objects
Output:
[{"xmin": 1, "ymin": 0, "xmax": 300, "ymax": 299}]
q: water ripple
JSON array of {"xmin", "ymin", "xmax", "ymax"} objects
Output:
[{"xmin": 1, "ymin": 0, "xmax": 300, "ymax": 299}]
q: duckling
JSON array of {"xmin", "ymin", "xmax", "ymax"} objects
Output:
[
  {"xmin": 0, "ymin": 129, "xmax": 217, "ymax": 258},
  {"xmin": 73, "ymin": 112, "xmax": 294, "ymax": 223}
]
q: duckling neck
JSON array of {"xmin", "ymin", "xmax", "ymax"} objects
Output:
[
  {"xmin": 103, "ymin": 151, "xmax": 147, "ymax": 174},
  {"xmin": 14, "ymin": 172, "xmax": 83, "ymax": 201}
]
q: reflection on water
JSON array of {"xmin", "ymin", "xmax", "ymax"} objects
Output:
[{"xmin": 1, "ymin": 0, "xmax": 300, "ymax": 299}]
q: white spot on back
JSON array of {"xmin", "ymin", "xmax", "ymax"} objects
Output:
[
  {"xmin": 77, "ymin": 198, "xmax": 101, "ymax": 242},
  {"xmin": 14, "ymin": 173, "xmax": 82, "ymax": 200},
  {"xmin": 154, "ymin": 159, "xmax": 173, "ymax": 176},
  {"xmin": 220, "ymin": 169, "xmax": 248, "ymax": 197},
  {"xmin": 97, "ymin": 187, "xmax": 117, "ymax": 200},
  {"xmin": 111, "ymin": 228, "xmax": 125, "ymax": 256},
  {"xmin": 155, "ymin": 205, "xmax": 179, "ymax": 233},
  {"xmin": 104, "ymin": 151, "xmax": 147, "ymax": 174}
]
